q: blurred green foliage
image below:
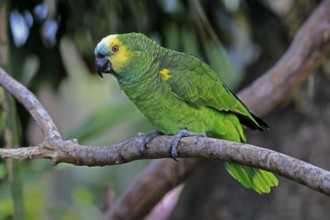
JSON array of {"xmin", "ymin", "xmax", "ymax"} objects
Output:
[{"xmin": 0, "ymin": 0, "xmax": 318, "ymax": 219}]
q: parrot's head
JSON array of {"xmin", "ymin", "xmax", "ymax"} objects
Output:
[{"xmin": 94, "ymin": 33, "xmax": 157, "ymax": 80}]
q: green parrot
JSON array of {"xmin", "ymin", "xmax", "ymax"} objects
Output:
[{"xmin": 94, "ymin": 33, "xmax": 278, "ymax": 193}]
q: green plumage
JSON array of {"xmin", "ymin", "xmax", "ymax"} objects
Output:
[{"xmin": 95, "ymin": 33, "xmax": 278, "ymax": 193}]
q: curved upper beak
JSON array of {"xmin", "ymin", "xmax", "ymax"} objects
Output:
[{"xmin": 95, "ymin": 58, "xmax": 113, "ymax": 78}]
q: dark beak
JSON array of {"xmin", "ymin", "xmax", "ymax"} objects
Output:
[{"xmin": 95, "ymin": 58, "xmax": 113, "ymax": 78}]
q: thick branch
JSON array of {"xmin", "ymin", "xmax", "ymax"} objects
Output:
[
  {"xmin": 239, "ymin": 0, "xmax": 330, "ymax": 115},
  {"xmin": 1, "ymin": 135, "xmax": 330, "ymax": 197}
]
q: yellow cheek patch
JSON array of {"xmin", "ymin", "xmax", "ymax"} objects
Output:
[
  {"xmin": 104, "ymin": 35, "xmax": 131, "ymax": 71},
  {"xmin": 111, "ymin": 44, "xmax": 131, "ymax": 71},
  {"xmin": 159, "ymin": 68, "xmax": 172, "ymax": 80}
]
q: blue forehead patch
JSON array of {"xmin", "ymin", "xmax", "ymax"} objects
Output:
[{"xmin": 94, "ymin": 42, "xmax": 108, "ymax": 56}]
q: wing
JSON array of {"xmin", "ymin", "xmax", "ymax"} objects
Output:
[{"xmin": 163, "ymin": 52, "xmax": 267, "ymax": 131}]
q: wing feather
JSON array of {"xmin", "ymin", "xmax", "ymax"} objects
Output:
[{"xmin": 164, "ymin": 53, "xmax": 267, "ymax": 130}]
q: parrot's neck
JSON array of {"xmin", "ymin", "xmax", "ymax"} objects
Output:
[
  {"xmin": 117, "ymin": 48, "xmax": 169, "ymax": 108},
  {"xmin": 118, "ymin": 61, "xmax": 161, "ymax": 100},
  {"xmin": 117, "ymin": 56, "xmax": 159, "ymax": 85},
  {"xmin": 117, "ymin": 42, "xmax": 163, "ymax": 84}
]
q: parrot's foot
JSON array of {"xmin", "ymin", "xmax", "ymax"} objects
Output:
[
  {"xmin": 141, "ymin": 130, "xmax": 163, "ymax": 155},
  {"xmin": 170, "ymin": 129, "xmax": 206, "ymax": 159}
]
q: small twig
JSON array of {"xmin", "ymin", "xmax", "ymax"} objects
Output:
[{"xmin": 0, "ymin": 67, "xmax": 62, "ymax": 146}]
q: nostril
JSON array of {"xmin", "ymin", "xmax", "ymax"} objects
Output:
[{"xmin": 97, "ymin": 53, "xmax": 105, "ymax": 59}]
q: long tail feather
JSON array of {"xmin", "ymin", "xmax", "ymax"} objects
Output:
[{"xmin": 225, "ymin": 162, "xmax": 278, "ymax": 193}]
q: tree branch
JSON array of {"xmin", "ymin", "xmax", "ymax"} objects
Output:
[
  {"xmin": 0, "ymin": 67, "xmax": 62, "ymax": 146},
  {"xmin": 239, "ymin": 0, "xmax": 330, "ymax": 115},
  {"xmin": 1, "ymin": 128, "xmax": 330, "ymax": 195}
]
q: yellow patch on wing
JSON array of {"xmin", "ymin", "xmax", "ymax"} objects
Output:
[
  {"xmin": 159, "ymin": 68, "xmax": 172, "ymax": 80},
  {"xmin": 103, "ymin": 35, "xmax": 131, "ymax": 71}
]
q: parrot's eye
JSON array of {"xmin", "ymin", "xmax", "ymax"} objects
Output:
[{"xmin": 112, "ymin": 45, "xmax": 120, "ymax": 53}]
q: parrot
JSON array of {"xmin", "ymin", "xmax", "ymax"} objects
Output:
[{"xmin": 94, "ymin": 33, "xmax": 278, "ymax": 193}]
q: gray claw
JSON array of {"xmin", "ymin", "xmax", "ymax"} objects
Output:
[
  {"xmin": 141, "ymin": 130, "xmax": 163, "ymax": 155},
  {"xmin": 170, "ymin": 129, "xmax": 206, "ymax": 160}
]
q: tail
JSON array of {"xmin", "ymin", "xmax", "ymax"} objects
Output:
[
  {"xmin": 225, "ymin": 162, "xmax": 278, "ymax": 193},
  {"xmin": 220, "ymin": 114, "xmax": 278, "ymax": 193},
  {"xmin": 225, "ymin": 115, "xmax": 278, "ymax": 193}
]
